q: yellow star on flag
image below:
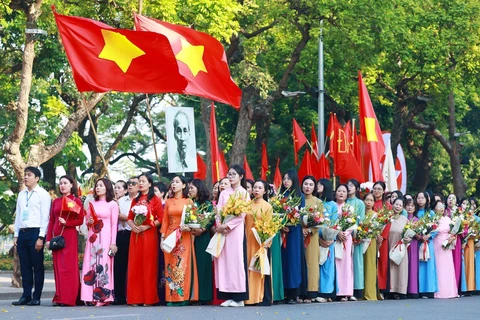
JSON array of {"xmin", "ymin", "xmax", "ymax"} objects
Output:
[
  {"xmin": 364, "ymin": 117, "xmax": 378, "ymax": 142},
  {"xmin": 175, "ymin": 38, "xmax": 207, "ymax": 76},
  {"xmin": 67, "ymin": 201, "xmax": 75, "ymax": 208},
  {"xmin": 98, "ymin": 29, "xmax": 146, "ymax": 73}
]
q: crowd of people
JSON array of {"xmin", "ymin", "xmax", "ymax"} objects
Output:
[{"xmin": 11, "ymin": 165, "xmax": 480, "ymax": 307}]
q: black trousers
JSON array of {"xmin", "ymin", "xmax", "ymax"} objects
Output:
[
  {"xmin": 17, "ymin": 228, "xmax": 44, "ymax": 300},
  {"xmin": 114, "ymin": 230, "xmax": 131, "ymax": 303}
]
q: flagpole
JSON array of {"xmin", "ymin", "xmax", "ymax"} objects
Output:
[
  {"xmin": 145, "ymin": 94, "xmax": 162, "ymax": 179},
  {"xmin": 318, "ymin": 20, "xmax": 325, "ymax": 154},
  {"xmin": 81, "ymin": 93, "xmax": 110, "ymax": 179}
]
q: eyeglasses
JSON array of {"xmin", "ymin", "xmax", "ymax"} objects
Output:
[
  {"xmin": 227, "ymin": 172, "xmax": 237, "ymax": 177},
  {"xmin": 127, "ymin": 181, "xmax": 138, "ymax": 186}
]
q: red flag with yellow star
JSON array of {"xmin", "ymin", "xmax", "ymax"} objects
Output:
[
  {"xmin": 53, "ymin": 9, "xmax": 187, "ymax": 93},
  {"xmin": 61, "ymin": 196, "xmax": 82, "ymax": 215},
  {"xmin": 134, "ymin": 14, "xmax": 242, "ymax": 109},
  {"xmin": 358, "ymin": 71, "xmax": 385, "ymax": 182}
]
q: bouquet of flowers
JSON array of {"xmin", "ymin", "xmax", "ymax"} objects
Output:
[
  {"xmin": 375, "ymin": 205, "xmax": 395, "ymax": 227},
  {"xmin": 461, "ymin": 213, "xmax": 480, "ymax": 245},
  {"xmin": 333, "ymin": 203, "xmax": 359, "ymax": 260},
  {"xmin": 131, "ymin": 204, "xmax": 149, "ymax": 243},
  {"xmin": 300, "ymin": 203, "xmax": 329, "ymax": 228},
  {"xmin": 390, "ymin": 222, "xmax": 416, "ymax": 265},
  {"xmin": 359, "ymin": 181, "xmax": 374, "ymax": 199},
  {"xmin": 269, "ymin": 190, "xmax": 302, "ymax": 214},
  {"xmin": 249, "ymin": 210, "xmax": 286, "ymax": 276},
  {"xmin": 355, "ymin": 216, "xmax": 382, "ymax": 254},
  {"xmin": 206, "ymin": 193, "xmax": 251, "ymax": 258},
  {"xmin": 220, "ymin": 192, "xmax": 251, "ymax": 222},
  {"xmin": 184, "ymin": 202, "xmax": 215, "ymax": 229}
]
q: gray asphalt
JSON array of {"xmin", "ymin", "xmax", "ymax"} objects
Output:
[{"xmin": 0, "ymin": 296, "xmax": 478, "ymax": 320}]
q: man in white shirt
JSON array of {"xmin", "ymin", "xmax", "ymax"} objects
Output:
[
  {"xmin": 113, "ymin": 176, "xmax": 138, "ymax": 305},
  {"xmin": 12, "ymin": 167, "xmax": 51, "ymax": 306}
]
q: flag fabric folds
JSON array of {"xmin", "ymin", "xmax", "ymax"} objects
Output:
[
  {"xmin": 298, "ymin": 150, "xmax": 313, "ymax": 183},
  {"xmin": 261, "ymin": 143, "xmax": 268, "ymax": 180},
  {"xmin": 274, "ymin": 158, "xmax": 282, "ymax": 191},
  {"xmin": 194, "ymin": 153, "xmax": 207, "ymax": 180},
  {"xmin": 293, "ymin": 118, "xmax": 308, "ymax": 165},
  {"xmin": 318, "ymin": 153, "xmax": 331, "ymax": 179},
  {"xmin": 61, "ymin": 196, "xmax": 82, "ymax": 215},
  {"xmin": 244, "ymin": 155, "xmax": 254, "ymax": 181},
  {"xmin": 53, "ymin": 9, "xmax": 187, "ymax": 93},
  {"xmin": 311, "ymin": 123, "xmax": 319, "ymax": 159},
  {"xmin": 134, "ymin": 14, "xmax": 242, "ymax": 109},
  {"xmin": 358, "ymin": 71, "xmax": 385, "ymax": 182}
]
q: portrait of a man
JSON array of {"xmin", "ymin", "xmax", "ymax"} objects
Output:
[{"xmin": 165, "ymin": 107, "xmax": 197, "ymax": 173}]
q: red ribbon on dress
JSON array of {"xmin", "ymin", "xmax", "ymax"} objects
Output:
[
  {"xmin": 282, "ymin": 233, "xmax": 287, "ymax": 249},
  {"xmin": 304, "ymin": 234, "xmax": 311, "ymax": 248},
  {"xmin": 422, "ymin": 240, "xmax": 429, "ymax": 260}
]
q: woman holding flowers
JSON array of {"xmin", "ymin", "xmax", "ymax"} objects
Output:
[
  {"xmin": 46, "ymin": 175, "xmax": 85, "ymax": 306},
  {"xmin": 160, "ymin": 175, "xmax": 197, "ymax": 305},
  {"xmin": 334, "ymin": 184, "xmax": 355, "ymax": 301},
  {"xmin": 245, "ymin": 180, "xmax": 274, "ymax": 305},
  {"xmin": 214, "ymin": 165, "xmax": 250, "ymax": 307},
  {"xmin": 280, "ymin": 169, "xmax": 306, "ymax": 304},
  {"xmin": 362, "ymin": 193, "xmax": 378, "ymax": 300},
  {"xmin": 388, "ymin": 198, "xmax": 410, "ymax": 299},
  {"xmin": 301, "ymin": 176, "xmax": 323, "ymax": 303},
  {"xmin": 346, "ymin": 179, "xmax": 365, "ymax": 299},
  {"xmin": 126, "ymin": 173, "xmax": 163, "ymax": 306},
  {"xmin": 81, "ymin": 178, "xmax": 118, "ymax": 306},
  {"xmin": 432, "ymin": 200, "xmax": 458, "ymax": 298},
  {"xmin": 317, "ymin": 179, "xmax": 337, "ymax": 301},
  {"xmin": 460, "ymin": 198, "xmax": 476, "ymax": 294},
  {"xmin": 415, "ymin": 191, "xmax": 438, "ymax": 298},
  {"xmin": 445, "ymin": 193, "xmax": 462, "ymax": 294},
  {"xmin": 189, "ymin": 179, "xmax": 214, "ymax": 303},
  {"xmin": 373, "ymin": 181, "xmax": 392, "ymax": 299},
  {"xmin": 405, "ymin": 198, "xmax": 419, "ymax": 298}
]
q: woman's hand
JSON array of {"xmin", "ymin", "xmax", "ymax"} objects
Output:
[
  {"xmin": 414, "ymin": 234, "xmax": 422, "ymax": 241},
  {"xmin": 376, "ymin": 235, "xmax": 384, "ymax": 246},
  {"xmin": 282, "ymin": 227, "xmax": 290, "ymax": 233},
  {"xmin": 422, "ymin": 235, "xmax": 430, "ymax": 242},
  {"xmin": 216, "ymin": 224, "xmax": 228, "ymax": 234},
  {"xmin": 58, "ymin": 217, "xmax": 66, "ymax": 225},
  {"xmin": 181, "ymin": 225, "xmax": 191, "ymax": 232},
  {"xmin": 302, "ymin": 228, "xmax": 310, "ymax": 237},
  {"xmin": 190, "ymin": 228, "xmax": 204, "ymax": 237},
  {"xmin": 87, "ymin": 217, "xmax": 94, "ymax": 225},
  {"xmin": 319, "ymin": 239, "xmax": 333, "ymax": 248},
  {"xmin": 45, "ymin": 241, "xmax": 50, "ymax": 250},
  {"xmin": 109, "ymin": 244, "xmax": 118, "ymax": 254},
  {"xmin": 131, "ymin": 224, "xmax": 141, "ymax": 234},
  {"xmin": 402, "ymin": 237, "xmax": 412, "ymax": 244},
  {"xmin": 337, "ymin": 231, "xmax": 346, "ymax": 242}
]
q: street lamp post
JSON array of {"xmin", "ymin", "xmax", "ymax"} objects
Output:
[{"xmin": 318, "ymin": 20, "xmax": 324, "ymax": 157}]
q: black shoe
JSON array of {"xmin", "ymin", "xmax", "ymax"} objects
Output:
[
  {"xmin": 27, "ymin": 299, "xmax": 41, "ymax": 306},
  {"xmin": 12, "ymin": 297, "xmax": 31, "ymax": 306}
]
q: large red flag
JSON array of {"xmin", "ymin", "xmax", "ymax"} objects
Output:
[
  {"xmin": 210, "ymin": 103, "xmax": 224, "ymax": 182},
  {"xmin": 318, "ymin": 153, "xmax": 331, "ymax": 179},
  {"xmin": 293, "ymin": 118, "xmax": 308, "ymax": 165},
  {"xmin": 298, "ymin": 150, "xmax": 313, "ymax": 183},
  {"xmin": 358, "ymin": 71, "xmax": 385, "ymax": 182},
  {"xmin": 326, "ymin": 113, "xmax": 336, "ymax": 159},
  {"xmin": 219, "ymin": 149, "xmax": 228, "ymax": 179},
  {"xmin": 134, "ymin": 14, "xmax": 241, "ymax": 109},
  {"xmin": 274, "ymin": 158, "xmax": 282, "ymax": 190},
  {"xmin": 331, "ymin": 114, "xmax": 364, "ymax": 183},
  {"xmin": 61, "ymin": 196, "xmax": 82, "ymax": 215},
  {"xmin": 261, "ymin": 143, "xmax": 268, "ymax": 180},
  {"xmin": 244, "ymin": 155, "xmax": 254, "ymax": 181},
  {"xmin": 53, "ymin": 9, "xmax": 187, "ymax": 93},
  {"xmin": 194, "ymin": 153, "xmax": 207, "ymax": 180}
]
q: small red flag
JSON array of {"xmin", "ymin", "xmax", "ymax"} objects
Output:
[
  {"xmin": 134, "ymin": 14, "xmax": 242, "ymax": 109},
  {"xmin": 318, "ymin": 153, "xmax": 331, "ymax": 179},
  {"xmin": 358, "ymin": 71, "xmax": 385, "ymax": 182},
  {"xmin": 298, "ymin": 150, "xmax": 313, "ymax": 183},
  {"xmin": 274, "ymin": 158, "xmax": 282, "ymax": 191},
  {"xmin": 61, "ymin": 196, "xmax": 82, "ymax": 215},
  {"xmin": 53, "ymin": 9, "xmax": 187, "ymax": 93},
  {"xmin": 293, "ymin": 118, "xmax": 308, "ymax": 165},
  {"xmin": 261, "ymin": 143, "xmax": 268, "ymax": 180},
  {"xmin": 88, "ymin": 202, "xmax": 99, "ymax": 224},
  {"xmin": 194, "ymin": 153, "xmax": 207, "ymax": 180},
  {"xmin": 244, "ymin": 155, "xmax": 254, "ymax": 181}
]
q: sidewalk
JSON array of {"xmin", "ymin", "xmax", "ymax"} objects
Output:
[{"xmin": 0, "ymin": 271, "xmax": 55, "ymax": 300}]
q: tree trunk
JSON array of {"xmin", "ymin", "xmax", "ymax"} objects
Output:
[
  {"xmin": 40, "ymin": 157, "xmax": 56, "ymax": 191},
  {"xmin": 408, "ymin": 133, "xmax": 432, "ymax": 192},
  {"xmin": 447, "ymin": 92, "xmax": 467, "ymax": 198}
]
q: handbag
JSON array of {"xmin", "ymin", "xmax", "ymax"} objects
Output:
[{"xmin": 49, "ymin": 211, "xmax": 70, "ymax": 251}]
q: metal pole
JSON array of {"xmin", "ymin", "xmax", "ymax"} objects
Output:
[{"xmin": 318, "ymin": 20, "xmax": 325, "ymax": 155}]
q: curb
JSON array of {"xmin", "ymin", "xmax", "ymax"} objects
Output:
[{"xmin": 0, "ymin": 291, "xmax": 55, "ymax": 301}]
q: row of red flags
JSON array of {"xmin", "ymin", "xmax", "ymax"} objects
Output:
[{"xmin": 195, "ymin": 69, "xmax": 385, "ymax": 188}]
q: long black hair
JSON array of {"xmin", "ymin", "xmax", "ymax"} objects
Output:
[
  {"xmin": 135, "ymin": 173, "xmax": 156, "ymax": 203},
  {"xmin": 301, "ymin": 175, "xmax": 316, "ymax": 195},
  {"xmin": 254, "ymin": 179, "xmax": 270, "ymax": 201},
  {"xmin": 279, "ymin": 169, "xmax": 302, "ymax": 197},
  {"xmin": 334, "ymin": 183, "xmax": 349, "ymax": 203},
  {"xmin": 173, "ymin": 175, "xmax": 190, "ymax": 198},
  {"xmin": 317, "ymin": 178, "xmax": 334, "ymax": 202},
  {"xmin": 94, "ymin": 178, "xmax": 115, "ymax": 202},
  {"xmin": 373, "ymin": 181, "xmax": 387, "ymax": 203},
  {"xmin": 58, "ymin": 175, "xmax": 79, "ymax": 197},
  {"xmin": 229, "ymin": 164, "xmax": 247, "ymax": 189},
  {"xmin": 346, "ymin": 178, "xmax": 361, "ymax": 199},
  {"xmin": 190, "ymin": 179, "xmax": 210, "ymax": 204}
]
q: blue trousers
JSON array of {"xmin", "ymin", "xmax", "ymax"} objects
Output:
[{"xmin": 17, "ymin": 228, "xmax": 44, "ymax": 300}]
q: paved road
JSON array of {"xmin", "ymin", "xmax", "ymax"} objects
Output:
[{"xmin": 0, "ymin": 296, "xmax": 478, "ymax": 320}]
